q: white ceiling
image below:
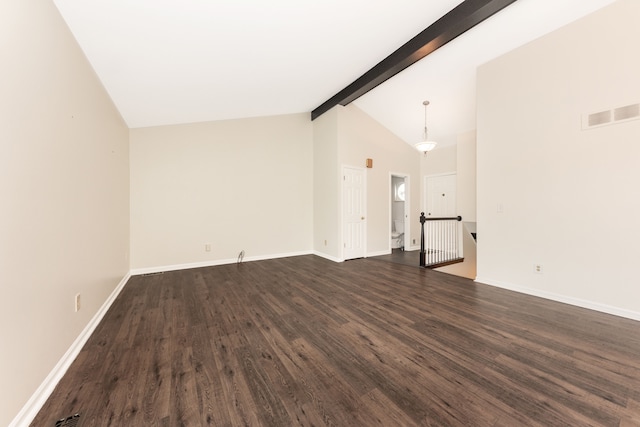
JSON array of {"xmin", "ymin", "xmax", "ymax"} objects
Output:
[{"xmin": 53, "ymin": 0, "xmax": 617, "ymax": 147}]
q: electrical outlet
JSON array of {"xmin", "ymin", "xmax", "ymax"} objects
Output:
[
  {"xmin": 205, "ymin": 243, "xmax": 211, "ymax": 252},
  {"xmin": 533, "ymin": 264, "xmax": 543, "ymax": 274},
  {"xmin": 75, "ymin": 293, "xmax": 81, "ymax": 312},
  {"xmin": 324, "ymin": 240, "xmax": 327, "ymax": 246}
]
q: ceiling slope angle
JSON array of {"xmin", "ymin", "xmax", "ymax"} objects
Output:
[
  {"xmin": 52, "ymin": 0, "xmax": 620, "ymax": 140},
  {"xmin": 352, "ymin": 0, "xmax": 619, "ymax": 147},
  {"xmin": 311, "ymin": 0, "xmax": 517, "ymax": 120},
  {"xmin": 51, "ymin": 0, "xmax": 466, "ymax": 128}
]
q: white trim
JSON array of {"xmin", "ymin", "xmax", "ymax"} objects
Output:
[
  {"xmin": 312, "ymin": 250, "xmax": 344, "ymax": 263},
  {"xmin": 475, "ymin": 277, "xmax": 640, "ymax": 322},
  {"xmin": 390, "ymin": 172, "xmax": 411, "ymax": 252},
  {"xmin": 424, "ymin": 170, "xmax": 457, "ymax": 178},
  {"xmin": 130, "ymin": 250, "xmax": 314, "ymax": 276},
  {"xmin": 367, "ymin": 249, "xmax": 391, "ymax": 257},
  {"xmin": 9, "ymin": 272, "xmax": 131, "ymax": 427}
]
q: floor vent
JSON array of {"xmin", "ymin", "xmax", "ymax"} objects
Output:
[
  {"xmin": 583, "ymin": 103, "xmax": 640, "ymax": 130},
  {"xmin": 55, "ymin": 414, "xmax": 80, "ymax": 427}
]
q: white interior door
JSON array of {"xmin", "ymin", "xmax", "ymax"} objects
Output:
[
  {"xmin": 343, "ymin": 166, "xmax": 366, "ymax": 260},
  {"xmin": 425, "ymin": 174, "xmax": 456, "ymax": 217}
]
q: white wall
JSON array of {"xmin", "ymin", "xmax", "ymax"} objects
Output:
[
  {"xmin": 130, "ymin": 114, "xmax": 313, "ymax": 270},
  {"xmin": 0, "ymin": 1, "xmax": 130, "ymax": 425},
  {"xmin": 456, "ymin": 130, "xmax": 477, "ymax": 222},
  {"xmin": 477, "ymin": 0, "xmax": 640, "ymax": 319}
]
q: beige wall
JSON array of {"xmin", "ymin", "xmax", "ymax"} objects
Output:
[
  {"xmin": 0, "ymin": 1, "xmax": 130, "ymax": 425},
  {"xmin": 313, "ymin": 108, "xmax": 342, "ymax": 260},
  {"xmin": 130, "ymin": 114, "xmax": 313, "ymax": 270},
  {"xmin": 338, "ymin": 105, "xmax": 422, "ymax": 253},
  {"xmin": 477, "ymin": 0, "xmax": 640, "ymax": 318},
  {"xmin": 313, "ymin": 105, "xmax": 422, "ymax": 257},
  {"xmin": 421, "ymin": 144, "xmax": 457, "ymax": 178},
  {"xmin": 313, "ymin": 104, "xmax": 420, "ymax": 261}
]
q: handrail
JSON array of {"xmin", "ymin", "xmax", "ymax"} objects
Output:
[
  {"xmin": 423, "ymin": 215, "xmax": 462, "ymax": 222},
  {"xmin": 419, "ymin": 212, "xmax": 463, "ymax": 267}
]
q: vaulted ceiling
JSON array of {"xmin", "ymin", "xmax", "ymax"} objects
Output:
[{"xmin": 53, "ymin": 0, "xmax": 617, "ymax": 147}]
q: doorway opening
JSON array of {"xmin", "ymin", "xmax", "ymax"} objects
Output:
[{"xmin": 390, "ymin": 174, "xmax": 410, "ymax": 252}]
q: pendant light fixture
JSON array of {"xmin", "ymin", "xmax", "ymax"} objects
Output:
[{"xmin": 415, "ymin": 100, "xmax": 437, "ymax": 154}]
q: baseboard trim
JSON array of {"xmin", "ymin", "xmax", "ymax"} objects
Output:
[
  {"xmin": 475, "ymin": 276, "xmax": 640, "ymax": 322},
  {"xmin": 311, "ymin": 250, "xmax": 343, "ymax": 263},
  {"xmin": 367, "ymin": 249, "xmax": 390, "ymax": 257},
  {"xmin": 130, "ymin": 250, "xmax": 314, "ymax": 276},
  {"xmin": 9, "ymin": 272, "xmax": 131, "ymax": 427}
]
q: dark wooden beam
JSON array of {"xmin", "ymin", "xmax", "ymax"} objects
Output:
[{"xmin": 311, "ymin": 0, "xmax": 518, "ymax": 120}]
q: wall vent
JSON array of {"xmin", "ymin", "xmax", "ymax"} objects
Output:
[
  {"xmin": 614, "ymin": 103, "xmax": 640, "ymax": 121},
  {"xmin": 583, "ymin": 103, "xmax": 640, "ymax": 130}
]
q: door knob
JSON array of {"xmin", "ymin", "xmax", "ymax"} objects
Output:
[{"xmin": 361, "ymin": 216, "xmax": 365, "ymax": 220}]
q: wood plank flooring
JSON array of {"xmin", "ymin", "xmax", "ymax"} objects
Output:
[{"xmin": 32, "ymin": 255, "xmax": 640, "ymax": 426}]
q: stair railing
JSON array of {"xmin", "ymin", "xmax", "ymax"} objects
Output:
[{"xmin": 419, "ymin": 212, "xmax": 463, "ymax": 267}]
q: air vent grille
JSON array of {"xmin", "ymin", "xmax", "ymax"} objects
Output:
[
  {"xmin": 588, "ymin": 110, "xmax": 611, "ymax": 127},
  {"xmin": 614, "ymin": 104, "xmax": 640, "ymax": 121},
  {"xmin": 583, "ymin": 103, "xmax": 640, "ymax": 130},
  {"xmin": 55, "ymin": 413, "xmax": 81, "ymax": 427}
]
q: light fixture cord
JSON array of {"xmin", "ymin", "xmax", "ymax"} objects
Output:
[
  {"xmin": 424, "ymin": 103, "xmax": 428, "ymax": 140},
  {"xmin": 424, "ymin": 102, "xmax": 431, "ymax": 157}
]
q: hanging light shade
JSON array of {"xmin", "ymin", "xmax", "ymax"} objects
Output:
[
  {"xmin": 415, "ymin": 140, "xmax": 438, "ymax": 152},
  {"xmin": 415, "ymin": 100, "xmax": 437, "ymax": 154}
]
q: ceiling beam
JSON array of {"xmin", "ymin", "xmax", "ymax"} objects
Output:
[{"xmin": 311, "ymin": 0, "xmax": 518, "ymax": 120}]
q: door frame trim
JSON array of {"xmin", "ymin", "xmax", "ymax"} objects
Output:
[{"xmin": 390, "ymin": 173, "xmax": 411, "ymax": 251}]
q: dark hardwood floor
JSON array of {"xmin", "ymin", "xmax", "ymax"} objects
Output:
[
  {"xmin": 32, "ymin": 255, "xmax": 640, "ymax": 426},
  {"xmin": 370, "ymin": 248, "xmax": 420, "ymax": 267}
]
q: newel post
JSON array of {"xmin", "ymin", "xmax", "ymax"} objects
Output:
[{"xmin": 419, "ymin": 212, "xmax": 426, "ymax": 267}]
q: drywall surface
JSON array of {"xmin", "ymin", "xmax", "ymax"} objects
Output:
[
  {"xmin": 337, "ymin": 105, "xmax": 422, "ymax": 254},
  {"xmin": 1, "ymin": 1, "xmax": 130, "ymax": 424},
  {"xmin": 130, "ymin": 114, "xmax": 313, "ymax": 270},
  {"xmin": 477, "ymin": 0, "xmax": 640, "ymax": 318}
]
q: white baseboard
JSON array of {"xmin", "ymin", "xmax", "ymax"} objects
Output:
[
  {"xmin": 130, "ymin": 250, "xmax": 314, "ymax": 276},
  {"xmin": 367, "ymin": 249, "xmax": 390, "ymax": 257},
  {"xmin": 475, "ymin": 276, "xmax": 640, "ymax": 322},
  {"xmin": 9, "ymin": 272, "xmax": 131, "ymax": 427},
  {"xmin": 311, "ymin": 250, "xmax": 343, "ymax": 263}
]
